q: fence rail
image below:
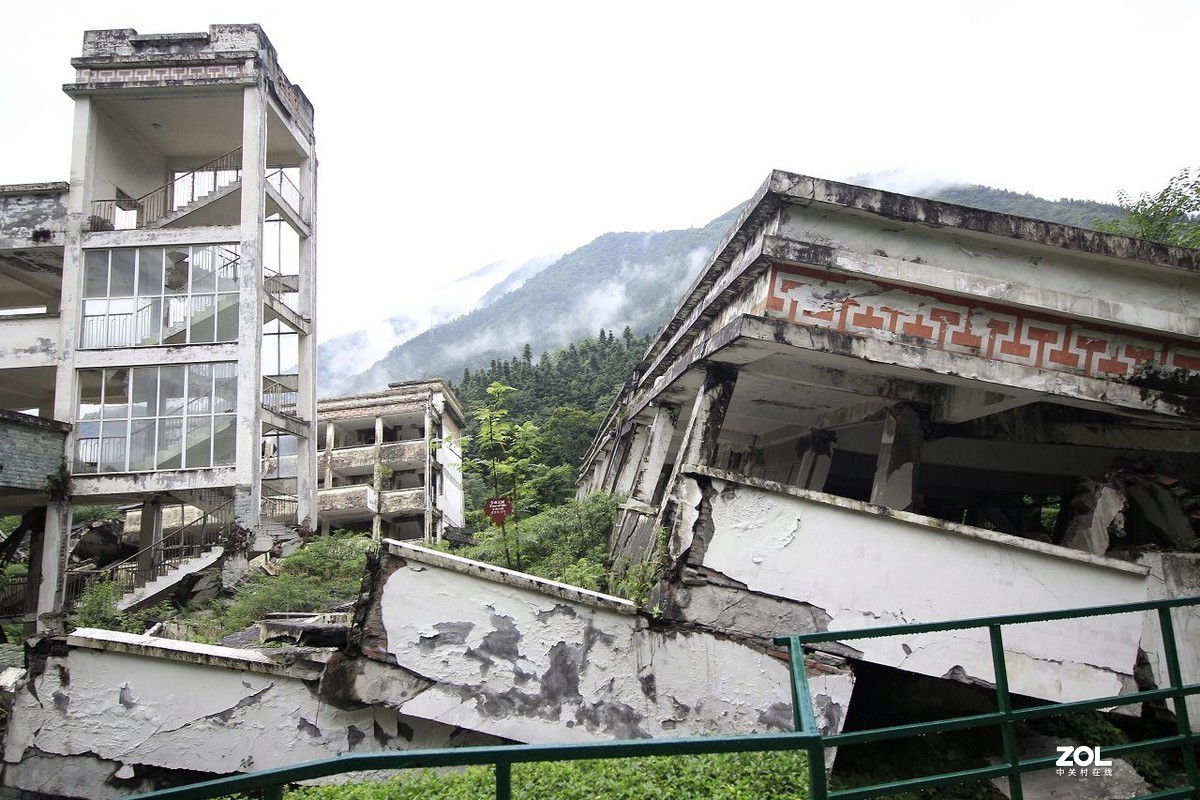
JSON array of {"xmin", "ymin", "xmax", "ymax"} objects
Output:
[{"xmin": 123, "ymin": 596, "xmax": 1200, "ymax": 800}]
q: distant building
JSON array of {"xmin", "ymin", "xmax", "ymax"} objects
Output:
[
  {"xmin": 0, "ymin": 25, "xmax": 318, "ymax": 628},
  {"xmin": 317, "ymin": 380, "xmax": 465, "ymax": 540}
]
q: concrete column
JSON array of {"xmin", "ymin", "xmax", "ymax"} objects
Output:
[
  {"xmin": 34, "ymin": 500, "xmax": 72, "ymax": 633},
  {"xmin": 372, "ymin": 415, "xmax": 384, "ymax": 541},
  {"xmin": 294, "ymin": 151, "xmax": 318, "ymax": 530},
  {"xmin": 655, "ymin": 364, "xmax": 738, "ymax": 558},
  {"xmin": 322, "ymin": 421, "xmax": 334, "ymax": 489},
  {"xmin": 794, "ymin": 431, "xmax": 836, "ymax": 491},
  {"xmin": 233, "ymin": 84, "xmax": 268, "ymax": 535},
  {"xmin": 613, "ymin": 423, "xmax": 651, "ymax": 497},
  {"xmin": 677, "ymin": 364, "xmax": 739, "ymax": 470},
  {"xmin": 631, "ymin": 404, "xmax": 678, "ymax": 505},
  {"xmin": 424, "ymin": 403, "xmax": 435, "ymax": 542},
  {"xmin": 870, "ymin": 404, "xmax": 925, "ymax": 511},
  {"xmin": 135, "ymin": 498, "xmax": 163, "ymax": 584}
]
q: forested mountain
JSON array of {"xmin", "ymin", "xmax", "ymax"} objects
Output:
[
  {"xmin": 339, "ymin": 207, "xmax": 741, "ymax": 394},
  {"xmin": 332, "ymin": 182, "xmax": 1125, "ymax": 394},
  {"xmin": 931, "ymin": 185, "xmax": 1124, "ymax": 228}
]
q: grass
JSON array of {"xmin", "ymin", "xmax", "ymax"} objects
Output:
[{"xmin": 278, "ymin": 750, "xmax": 812, "ymax": 800}]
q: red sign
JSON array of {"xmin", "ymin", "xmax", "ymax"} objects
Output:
[{"xmin": 484, "ymin": 497, "xmax": 513, "ymax": 526}]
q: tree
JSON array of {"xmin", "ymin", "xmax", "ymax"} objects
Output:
[
  {"xmin": 461, "ymin": 383, "xmax": 541, "ymax": 570},
  {"xmin": 1096, "ymin": 168, "xmax": 1200, "ymax": 248}
]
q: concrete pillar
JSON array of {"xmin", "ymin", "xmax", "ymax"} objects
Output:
[
  {"xmin": 34, "ymin": 500, "xmax": 72, "ymax": 633},
  {"xmin": 678, "ymin": 364, "xmax": 739, "ymax": 470},
  {"xmin": 631, "ymin": 404, "xmax": 678, "ymax": 505},
  {"xmin": 294, "ymin": 151, "xmax": 318, "ymax": 530},
  {"xmin": 870, "ymin": 404, "xmax": 925, "ymax": 511},
  {"xmin": 424, "ymin": 402, "xmax": 435, "ymax": 542},
  {"xmin": 135, "ymin": 498, "xmax": 163, "ymax": 585},
  {"xmin": 372, "ymin": 415, "xmax": 384, "ymax": 541},
  {"xmin": 794, "ymin": 431, "xmax": 836, "ymax": 491},
  {"xmin": 234, "ymin": 84, "xmax": 268, "ymax": 535},
  {"xmin": 322, "ymin": 421, "xmax": 334, "ymax": 489},
  {"xmin": 613, "ymin": 423, "xmax": 651, "ymax": 497}
]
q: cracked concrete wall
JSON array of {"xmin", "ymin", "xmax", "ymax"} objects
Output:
[
  {"xmin": 669, "ymin": 468, "xmax": 1154, "ymax": 706},
  {"xmin": 2, "ymin": 638, "xmax": 495, "ymax": 799},
  {"xmin": 1136, "ymin": 552, "xmax": 1200, "ymax": 731},
  {"xmin": 353, "ymin": 543, "xmax": 852, "ymax": 747}
]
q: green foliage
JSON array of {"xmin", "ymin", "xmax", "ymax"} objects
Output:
[
  {"xmin": 0, "ymin": 516, "xmax": 19, "ymax": 538},
  {"xmin": 283, "ymin": 749, "xmax": 811, "ymax": 799},
  {"xmin": 72, "ymin": 504, "xmax": 123, "ymax": 526},
  {"xmin": 221, "ymin": 533, "xmax": 372, "ymax": 633},
  {"xmin": 461, "ymin": 492, "xmax": 618, "ymax": 590},
  {"xmin": 1095, "ymin": 168, "xmax": 1200, "ymax": 247},
  {"xmin": 610, "ymin": 525, "xmax": 667, "ymax": 608},
  {"xmin": 70, "ymin": 578, "xmax": 173, "ymax": 634}
]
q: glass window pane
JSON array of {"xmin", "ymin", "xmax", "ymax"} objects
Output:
[
  {"xmin": 129, "ymin": 419, "xmax": 156, "ymax": 471},
  {"xmin": 110, "ymin": 250, "xmax": 136, "ymax": 296},
  {"xmin": 212, "ymin": 416, "xmax": 236, "ymax": 466},
  {"xmin": 185, "ymin": 417, "xmax": 212, "ymax": 469},
  {"xmin": 216, "ymin": 246, "xmax": 240, "ymax": 291},
  {"xmin": 187, "ymin": 363, "xmax": 213, "ymax": 414},
  {"xmin": 75, "ymin": 421, "xmax": 100, "ymax": 473},
  {"xmin": 137, "ymin": 248, "xmax": 163, "ymax": 297},
  {"xmin": 77, "ymin": 369, "xmax": 105, "ymax": 420},
  {"xmin": 214, "ymin": 363, "xmax": 237, "ymax": 413},
  {"xmin": 80, "ymin": 299, "xmax": 106, "ymax": 348},
  {"xmin": 99, "ymin": 420, "xmax": 127, "ymax": 472},
  {"xmin": 191, "ymin": 246, "xmax": 217, "ymax": 293},
  {"xmin": 104, "ymin": 298, "xmax": 136, "ymax": 347},
  {"xmin": 157, "ymin": 417, "xmax": 183, "ymax": 470},
  {"xmin": 216, "ymin": 294, "xmax": 239, "ymax": 341},
  {"xmin": 101, "ymin": 369, "xmax": 129, "ymax": 419},
  {"xmin": 130, "ymin": 367, "xmax": 157, "ymax": 418},
  {"xmin": 163, "ymin": 297, "xmax": 189, "ymax": 344},
  {"xmin": 134, "ymin": 297, "xmax": 161, "ymax": 346},
  {"xmin": 159, "ymin": 366, "xmax": 185, "ymax": 416},
  {"xmin": 189, "ymin": 295, "xmax": 216, "ymax": 343},
  {"xmin": 164, "ymin": 249, "xmax": 189, "ymax": 294},
  {"xmin": 83, "ymin": 251, "xmax": 108, "ymax": 298}
]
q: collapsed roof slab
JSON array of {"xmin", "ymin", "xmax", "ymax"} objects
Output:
[{"xmin": 327, "ymin": 540, "xmax": 853, "ymax": 749}]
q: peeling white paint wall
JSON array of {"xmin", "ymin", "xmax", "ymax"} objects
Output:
[
  {"xmin": 677, "ymin": 469, "xmax": 1153, "ymax": 705},
  {"xmin": 2, "ymin": 632, "xmax": 493, "ymax": 799},
  {"xmin": 363, "ymin": 543, "xmax": 853, "ymax": 745}
]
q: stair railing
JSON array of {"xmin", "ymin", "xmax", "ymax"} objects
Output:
[
  {"xmin": 89, "ymin": 146, "xmax": 243, "ymax": 231},
  {"xmin": 64, "ymin": 499, "xmax": 235, "ymax": 610}
]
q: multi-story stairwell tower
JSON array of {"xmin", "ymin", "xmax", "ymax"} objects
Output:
[{"xmin": 6, "ymin": 25, "xmax": 317, "ymax": 628}]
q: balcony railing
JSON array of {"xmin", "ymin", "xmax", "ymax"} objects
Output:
[
  {"xmin": 262, "ymin": 374, "xmax": 299, "ymax": 419},
  {"xmin": 265, "ymin": 168, "xmax": 302, "ymax": 217}
]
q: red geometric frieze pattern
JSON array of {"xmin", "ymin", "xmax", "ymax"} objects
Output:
[
  {"xmin": 761, "ymin": 264, "xmax": 1200, "ymax": 381},
  {"xmin": 76, "ymin": 64, "xmax": 245, "ymax": 83}
]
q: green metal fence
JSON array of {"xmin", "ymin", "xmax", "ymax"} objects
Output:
[
  {"xmin": 776, "ymin": 596, "xmax": 1200, "ymax": 800},
  {"xmin": 128, "ymin": 596, "xmax": 1199, "ymax": 800}
]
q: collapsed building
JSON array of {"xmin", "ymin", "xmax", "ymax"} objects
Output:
[{"xmin": 579, "ymin": 170, "xmax": 1200, "ymax": 727}]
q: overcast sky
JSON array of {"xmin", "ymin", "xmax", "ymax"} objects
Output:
[{"xmin": 1, "ymin": 1, "xmax": 1196, "ymax": 345}]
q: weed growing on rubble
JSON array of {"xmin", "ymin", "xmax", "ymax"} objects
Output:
[{"xmin": 281, "ymin": 748, "xmax": 812, "ymax": 799}]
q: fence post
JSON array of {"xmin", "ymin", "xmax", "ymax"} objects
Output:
[
  {"xmin": 1157, "ymin": 606, "xmax": 1198, "ymax": 791},
  {"xmin": 782, "ymin": 635, "xmax": 827, "ymax": 800},
  {"xmin": 989, "ymin": 625, "xmax": 1023, "ymax": 800},
  {"xmin": 495, "ymin": 760, "xmax": 511, "ymax": 800}
]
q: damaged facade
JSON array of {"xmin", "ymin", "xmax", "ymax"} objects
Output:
[
  {"xmin": 0, "ymin": 26, "xmax": 318, "ymax": 628},
  {"xmin": 316, "ymin": 380, "xmax": 465, "ymax": 540},
  {"xmin": 580, "ymin": 171, "xmax": 1200, "ymax": 728}
]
